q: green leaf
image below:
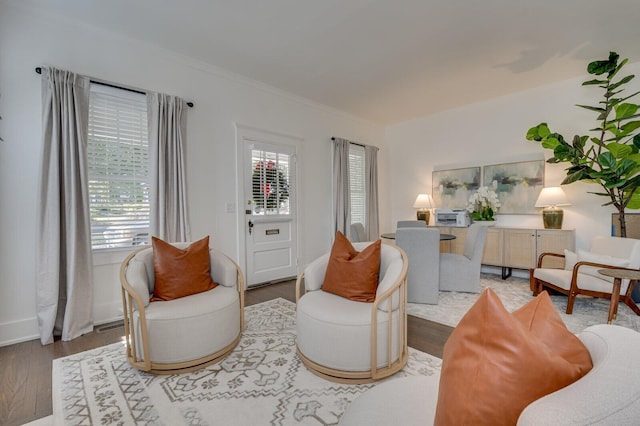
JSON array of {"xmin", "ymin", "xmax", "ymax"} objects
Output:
[
  {"xmin": 571, "ymin": 135, "xmax": 587, "ymax": 153},
  {"xmin": 526, "ymin": 123, "xmax": 550, "ymax": 141},
  {"xmin": 609, "ymin": 74, "xmax": 634, "ymax": 90},
  {"xmin": 587, "ymin": 51, "xmax": 619, "ymax": 76},
  {"xmin": 541, "ymin": 137, "xmax": 560, "ymax": 150},
  {"xmin": 621, "ymin": 120, "xmax": 640, "ymax": 134},
  {"xmin": 609, "ymin": 58, "xmax": 629, "ymax": 80},
  {"xmin": 618, "ymin": 90, "xmax": 640, "ymax": 104},
  {"xmin": 607, "ymin": 142, "xmax": 633, "ymax": 158},
  {"xmin": 562, "ymin": 169, "xmax": 587, "ymax": 184},
  {"xmin": 576, "ymin": 104, "xmax": 606, "ymax": 113},
  {"xmin": 617, "ymin": 158, "xmax": 639, "ymax": 177},
  {"xmin": 615, "ymin": 103, "xmax": 639, "ymax": 120},
  {"xmin": 625, "ymin": 190, "xmax": 640, "ymax": 210},
  {"xmin": 599, "ymin": 151, "xmax": 617, "ymax": 168},
  {"xmin": 605, "ymin": 179, "xmax": 627, "ymax": 189},
  {"xmin": 582, "ymin": 78, "xmax": 609, "ymax": 86},
  {"xmin": 634, "ymin": 134, "xmax": 640, "ymax": 150},
  {"xmin": 554, "ymin": 144, "xmax": 572, "ymax": 160},
  {"xmin": 605, "ymin": 89, "xmax": 623, "ymax": 99}
]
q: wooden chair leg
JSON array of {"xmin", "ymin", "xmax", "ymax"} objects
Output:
[
  {"xmin": 529, "ymin": 269, "xmax": 536, "ymax": 294},
  {"xmin": 566, "ymin": 291, "xmax": 576, "ymax": 315},
  {"xmin": 622, "ymin": 280, "xmax": 640, "ymax": 316},
  {"xmin": 530, "ymin": 271, "xmax": 541, "ymax": 296}
]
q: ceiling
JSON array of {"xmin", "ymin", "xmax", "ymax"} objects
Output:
[{"xmin": 14, "ymin": 0, "xmax": 640, "ymax": 125}]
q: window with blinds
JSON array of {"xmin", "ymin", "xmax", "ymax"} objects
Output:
[
  {"xmin": 349, "ymin": 143, "xmax": 366, "ymax": 225},
  {"xmin": 87, "ymin": 84, "xmax": 150, "ymax": 250}
]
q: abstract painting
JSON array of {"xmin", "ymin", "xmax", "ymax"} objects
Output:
[
  {"xmin": 482, "ymin": 160, "xmax": 544, "ymax": 214},
  {"xmin": 432, "ymin": 167, "xmax": 481, "ymax": 209}
]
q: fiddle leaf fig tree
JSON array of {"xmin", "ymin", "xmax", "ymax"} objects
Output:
[{"xmin": 526, "ymin": 52, "xmax": 640, "ymax": 237}]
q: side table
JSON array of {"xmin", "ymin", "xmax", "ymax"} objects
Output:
[{"xmin": 597, "ymin": 268, "xmax": 640, "ymax": 324}]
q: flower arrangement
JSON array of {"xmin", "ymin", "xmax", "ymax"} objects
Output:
[
  {"xmin": 467, "ymin": 186, "xmax": 500, "ymax": 221},
  {"xmin": 252, "ymin": 160, "xmax": 289, "ymax": 210}
]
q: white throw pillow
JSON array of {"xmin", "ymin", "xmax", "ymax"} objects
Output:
[
  {"xmin": 564, "ymin": 249, "xmax": 578, "ymax": 271},
  {"xmin": 577, "ymin": 250, "xmax": 630, "ymax": 282}
]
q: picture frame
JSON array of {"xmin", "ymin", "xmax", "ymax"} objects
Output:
[
  {"xmin": 482, "ymin": 160, "xmax": 544, "ymax": 214},
  {"xmin": 432, "ymin": 166, "xmax": 481, "ymax": 210}
]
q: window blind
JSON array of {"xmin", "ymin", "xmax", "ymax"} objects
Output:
[
  {"xmin": 349, "ymin": 143, "xmax": 366, "ymax": 225},
  {"xmin": 87, "ymin": 84, "xmax": 150, "ymax": 249}
]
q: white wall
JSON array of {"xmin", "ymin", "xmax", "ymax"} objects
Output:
[
  {"xmin": 385, "ymin": 61, "xmax": 640, "ymax": 253},
  {"xmin": 0, "ymin": 4, "xmax": 387, "ymax": 346}
]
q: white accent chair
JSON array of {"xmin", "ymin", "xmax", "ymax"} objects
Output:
[
  {"xmin": 439, "ymin": 223, "xmax": 488, "ymax": 293},
  {"xmin": 531, "ymin": 235, "xmax": 640, "ymax": 320},
  {"xmin": 120, "ymin": 243, "xmax": 245, "ymax": 374},
  {"xmin": 349, "ymin": 222, "xmax": 367, "ymax": 242},
  {"xmin": 396, "ymin": 227, "xmax": 440, "ymax": 304},
  {"xmin": 295, "ymin": 242, "xmax": 409, "ymax": 383}
]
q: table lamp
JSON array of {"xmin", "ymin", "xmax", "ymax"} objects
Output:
[
  {"xmin": 413, "ymin": 194, "xmax": 433, "ymax": 224},
  {"xmin": 535, "ymin": 187, "xmax": 570, "ymax": 229}
]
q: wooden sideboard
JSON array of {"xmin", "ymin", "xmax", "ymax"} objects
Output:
[{"xmin": 436, "ymin": 226, "xmax": 575, "ymax": 279}]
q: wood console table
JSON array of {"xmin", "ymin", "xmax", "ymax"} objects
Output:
[{"xmin": 436, "ymin": 226, "xmax": 575, "ymax": 279}]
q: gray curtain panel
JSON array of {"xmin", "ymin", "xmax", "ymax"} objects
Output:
[
  {"xmin": 332, "ymin": 137, "xmax": 351, "ymax": 237},
  {"xmin": 364, "ymin": 145, "xmax": 379, "ymax": 241},
  {"xmin": 147, "ymin": 93, "xmax": 190, "ymax": 242},
  {"xmin": 36, "ymin": 66, "xmax": 94, "ymax": 345}
]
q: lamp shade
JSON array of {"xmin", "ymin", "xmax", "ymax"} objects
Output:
[
  {"xmin": 535, "ymin": 187, "xmax": 570, "ymax": 207},
  {"xmin": 413, "ymin": 194, "xmax": 433, "ymax": 209}
]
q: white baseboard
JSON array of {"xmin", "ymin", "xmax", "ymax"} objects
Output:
[
  {"xmin": 1, "ymin": 301, "xmax": 124, "ymax": 347},
  {"xmin": 0, "ymin": 316, "xmax": 39, "ymax": 347}
]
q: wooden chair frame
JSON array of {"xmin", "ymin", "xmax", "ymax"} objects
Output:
[
  {"xmin": 120, "ymin": 246, "xmax": 245, "ymax": 375},
  {"xmin": 295, "ymin": 247, "xmax": 409, "ymax": 384},
  {"xmin": 530, "ymin": 251, "xmax": 640, "ymax": 317}
]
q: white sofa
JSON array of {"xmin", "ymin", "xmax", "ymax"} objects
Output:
[{"xmin": 339, "ymin": 324, "xmax": 640, "ymax": 425}]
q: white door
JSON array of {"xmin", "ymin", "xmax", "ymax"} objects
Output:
[{"xmin": 241, "ymin": 136, "xmax": 298, "ymax": 287}]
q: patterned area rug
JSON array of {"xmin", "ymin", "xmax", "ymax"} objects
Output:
[
  {"xmin": 408, "ymin": 273, "xmax": 640, "ymax": 333},
  {"xmin": 52, "ymin": 298, "xmax": 441, "ymax": 426}
]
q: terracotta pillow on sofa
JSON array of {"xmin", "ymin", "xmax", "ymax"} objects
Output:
[
  {"xmin": 150, "ymin": 236, "xmax": 218, "ymax": 302},
  {"xmin": 321, "ymin": 231, "xmax": 381, "ymax": 302},
  {"xmin": 434, "ymin": 288, "xmax": 592, "ymax": 426}
]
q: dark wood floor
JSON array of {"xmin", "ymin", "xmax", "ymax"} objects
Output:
[{"xmin": 0, "ymin": 280, "xmax": 453, "ymax": 426}]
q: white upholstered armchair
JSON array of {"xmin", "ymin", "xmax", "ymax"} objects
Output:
[
  {"xmin": 396, "ymin": 227, "xmax": 440, "ymax": 304},
  {"xmin": 531, "ymin": 235, "xmax": 640, "ymax": 321},
  {"xmin": 439, "ymin": 223, "xmax": 488, "ymax": 293},
  {"xmin": 295, "ymin": 242, "xmax": 409, "ymax": 383},
  {"xmin": 349, "ymin": 222, "xmax": 367, "ymax": 242},
  {"xmin": 120, "ymin": 243, "xmax": 245, "ymax": 374}
]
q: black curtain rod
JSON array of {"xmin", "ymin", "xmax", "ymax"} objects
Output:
[
  {"xmin": 331, "ymin": 136, "xmax": 365, "ymax": 147},
  {"xmin": 35, "ymin": 67, "xmax": 194, "ymax": 108}
]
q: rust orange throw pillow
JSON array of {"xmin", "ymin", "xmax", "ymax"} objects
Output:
[
  {"xmin": 150, "ymin": 236, "xmax": 218, "ymax": 302},
  {"xmin": 434, "ymin": 289, "xmax": 592, "ymax": 426},
  {"xmin": 321, "ymin": 231, "xmax": 381, "ymax": 302}
]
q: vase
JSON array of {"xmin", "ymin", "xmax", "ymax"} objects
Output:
[{"xmin": 473, "ymin": 220, "xmax": 496, "ymax": 227}]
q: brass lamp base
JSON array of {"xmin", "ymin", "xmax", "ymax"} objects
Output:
[
  {"xmin": 542, "ymin": 208, "xmax": 563, "ymax": 229},
  {"xmin": 416, "ymin": 209, "xmax": 430, "ymax": 225}
]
